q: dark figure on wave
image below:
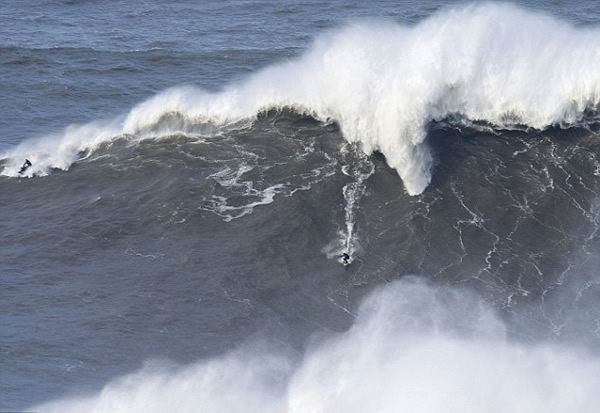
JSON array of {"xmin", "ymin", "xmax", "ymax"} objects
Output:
[
  {"xmin": 19, "ymin": 159, "xmax": 32, "ymax": 175},
  {"xmin": 341, "ymin": 252, "xmax": 351, "ymax": 266}
]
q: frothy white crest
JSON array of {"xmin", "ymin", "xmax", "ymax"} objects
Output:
[
  {"xmin": 34, "ymin": 277, "xmax": 600, "ymax": 412},
  {"xmin": 4, "ymin": 3, "xmax": 600, "ymax": 194},
  {"xmin": 0, "ymin": 118, "xmax": 123, "ymax": 177}
]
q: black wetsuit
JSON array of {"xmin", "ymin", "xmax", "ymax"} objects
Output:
[
  {"xmin": 341, "ymin": 253, "xmax": 350, "ymax": 265},
  {"xmin": 19, "ymin": 159, "xmax": 32, "ymax": 174}
]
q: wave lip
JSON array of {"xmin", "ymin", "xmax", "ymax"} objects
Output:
[
  {"xmin": 4, "ymin": 3, "xmax": 600, "ymax": 194},
  {"xmin": 122, "ymin": 3, "xmax": 600, "ymax": 195}
]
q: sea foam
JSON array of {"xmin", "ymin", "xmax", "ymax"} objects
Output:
[{"xmin": 4, "ymin": 3, "xmax": 600, "ymax": 194}]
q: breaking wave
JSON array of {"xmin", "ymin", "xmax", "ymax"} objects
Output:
[
  {"xmin": 4, "ymin": 3, "xmax": 600, "ymax": 195},
  {"xmin": 33, "ymin": 277, "xmax": 600, "ymax": 412}
]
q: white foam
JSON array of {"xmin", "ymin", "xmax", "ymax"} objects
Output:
[
  {"xmin": 199, "ymin": 157, "xmax": 335, "ymax": 222},
  {"xmin": 33, "ymin": 277, "xmax": 600, "ymax": 412},
  {"xmin": 1, "ymin": 118, "xmax": 124, "ymax": 177},
  {"xmin": 333, "ymin": 143, "xmax": 375, "ymax": 262},
  {"xmin": 4, "ymin": 4, "xmax": 600, "ymax": 194}
]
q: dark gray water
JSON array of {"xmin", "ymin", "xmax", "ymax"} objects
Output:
[{"xmin": 3, "ymin": 1, "xmax": 600, "ymax": 411}]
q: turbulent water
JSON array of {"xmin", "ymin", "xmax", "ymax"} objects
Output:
[{"xmin": 3, "ymin": 1, "xmax": 600, "ymax": 411}]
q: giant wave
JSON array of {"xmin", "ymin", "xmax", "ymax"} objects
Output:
[{"xmin": 3, "ymin": 3, "xmax": 600, "ymax": 195}]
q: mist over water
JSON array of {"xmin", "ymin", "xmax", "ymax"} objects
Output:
[
  {"xmin": 33, "ymin": 278, "xmax": 600, "ymax": 412},
  {"xmin": 3, "ymin": 1, "xmax": 600, "ymax": 411}
]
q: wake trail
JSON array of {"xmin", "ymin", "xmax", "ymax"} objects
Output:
[{"xmin": 325, "ymin": 143, "xmax": 374, "ymax": 266}]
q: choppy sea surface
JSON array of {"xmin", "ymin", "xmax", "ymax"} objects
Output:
[{"xmin": 3, "ymin": 1, "xmax": 600, "ymax": 411}]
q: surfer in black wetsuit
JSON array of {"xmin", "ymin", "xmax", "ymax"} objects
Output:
[
  {"xmin": 341, "ymin": 252, "xmax": 350, "ymax": 265},
  {"xmin": 19, "ymin": 159, "xmax": 32, "ymax": 174}
]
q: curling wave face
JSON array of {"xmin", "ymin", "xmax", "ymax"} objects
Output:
[{"xmin": 3, "ymin": 3, "xmax": 600, "ymax": 195}]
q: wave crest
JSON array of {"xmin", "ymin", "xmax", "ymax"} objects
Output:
[{"xmin": 4, "ymin": 3, "xmax": 600, "ymax": 194}]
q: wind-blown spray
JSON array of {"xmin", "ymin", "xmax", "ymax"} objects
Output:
[{"xmin": 33, "ymin": 278, "xmax": 600, "ymax": 413}]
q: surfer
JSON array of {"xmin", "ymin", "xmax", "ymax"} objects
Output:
[
  {"xmin": 19, "ymin": 159, "xmax": 32, "ymax": 174},
  {"xmin": 341, "ymin": 252, "xmax": 351, "ymax": 266}
]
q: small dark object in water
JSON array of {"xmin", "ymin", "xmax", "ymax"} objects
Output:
[
  {"xmin": 341, "ymin": 252, "xmax": 351, "ymax": 266},
  {"xmin": 19, "ymin": 159, "xmax": 32, "ymax": 174}
]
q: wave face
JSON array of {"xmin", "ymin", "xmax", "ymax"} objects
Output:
[
  {"xmin": 5, "ymin": 108, "xmax": 600, "ymax": 411},
  {"xmin": 3, "ymin": 3, "xmax": 600, "ymax": 194}
]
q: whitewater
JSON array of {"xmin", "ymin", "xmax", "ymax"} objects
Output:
[
  {"xmin": 31, "ymin": 278, "xmax": 600, "ymax": 412},
  {"xmin": 4, "ymin": 1, "xmax": 600, "ymax": 412},
  {"xmin": 4, "ymin": 3, "xmax": 600, "ymax": 195}
]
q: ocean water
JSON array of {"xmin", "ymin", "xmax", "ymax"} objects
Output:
[{"xmin": 3, "ymin": 0, "xmax": 600, "ymax": 411}]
